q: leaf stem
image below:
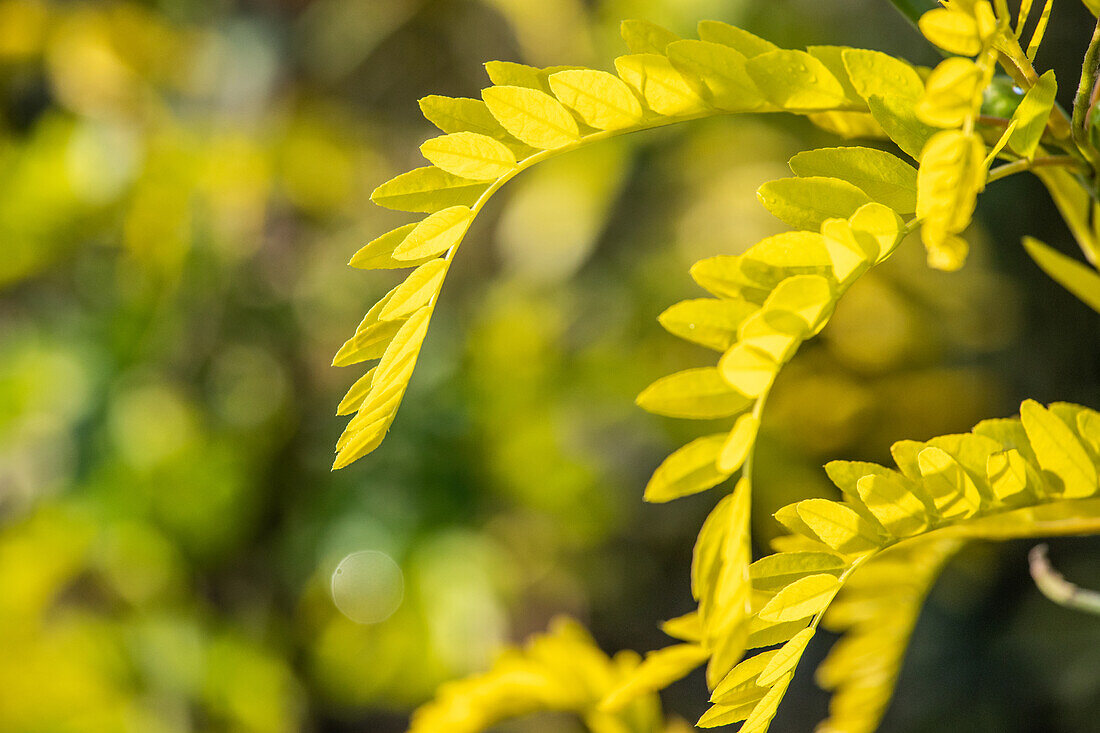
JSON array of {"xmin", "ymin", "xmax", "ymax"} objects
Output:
[
  {"xmin": 1029, "ymin": 544, "xmax": 1100, "ymax": 616},
  {"xmin": 1073, "ymin": 20, "xmax": 1100, "ymax": 171},
  {"xmin": 986, "ymin": 155, "xmax": 1085, "ymax": 183}
]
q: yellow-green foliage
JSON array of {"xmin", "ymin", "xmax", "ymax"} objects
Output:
[{"xmin": 337, "ymin": 2, "xmax": 1100, "ymax": 732}]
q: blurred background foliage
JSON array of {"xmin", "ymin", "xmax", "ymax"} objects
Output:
[{"xmin": 0, "ymin": 0, "xmax": 1098, "ymax": 731}]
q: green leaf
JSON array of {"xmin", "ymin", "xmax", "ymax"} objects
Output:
[
  {"xmin": 866, "ymin": 94, "xmax": 938, "ymax": 159},
  {"xmin": 615, "ymin": 53, "xmax": 708, "ymax": 116},
  {"xmin": 757, "ymin": 573, "xmax": 841, "ymax": 623},
  {"xmin": 620, "ymin": 19, "xmax": 680, "ymax": 54},
  {"xmin": 371, "ymin": 166, "xmax": 489, "ymax": 213},
  {"xmin": 548, "ymin": 69, "xmax": 645, "ymax": 130},
  {"xmin": 757, "ymin": 628, "xmax": 815, "ymax": 686},
  {"xmin": 350, "ymin": 223, "xmax": 436, "ymax": 270},
  {"xmin": 790, "ymin": 143, "xmax": 919, "ymax": 217},
  {"xmin": 644, "ymin": 434, "xmax": 731, "ymax": 502},
  {"xmin": 745, "ymin": 50, "xmax": 850, "ymax": 111},
  {"xmin": 379, "ymin": 259, "xmax": 448, "ymax": 321},
  {"xmin": 696, "ymin": 20, "xmax": 778, "ymax": 57},
  {"xmin": 636, "ymin": 367, "xmax": 754, "ymax": 419},
  {"xmin": 1022, "ymin": 237, "xmax": 1100, "ymax": 314},
  {"xmin": 392, "ymin": 206, "xmax": 473, "ymax": 261},
  {"xmin": 1020, "ymin": 399, "xmax": 1098, "ymax": 498},
  {"xmin": 1008, "ymin": 70, "xmax": 1057, "ymax": 158},
  {"xmin": 419, "ymin": 132, "xmax": 516, "ymax": 180},
  {"xmin": 750, "ymin": 551, "xmax": 845, "ymax": 591},
  {"xmin": 841, "ymin": 48, "xmax": 924, "ymax": 104},
  {"xmin": 658, "ymin": 297, "xmax": 758, "ymax": 351},
  {"xmin": 666, "ymin": 39, "xmax": 766, "ymax": 112},
  {"xmin": 481, "ymin": 85, "xmax": 581, "ymax": 149},
  {"xmin": 757, "ymin": 176, "xmax": 873, "ymax": 231}
]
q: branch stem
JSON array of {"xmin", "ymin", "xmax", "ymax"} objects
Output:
[
  {"xmin": 1029, "ymin": 544, "xmax": 1100, "ymax": 616},
  {"xmin": 1073, "ymin": 20, "xmax": 1100, "ymax": 170},
  {"xmin": 986, "ymin": 155, "xmax": 1085, "ymax": 184}
]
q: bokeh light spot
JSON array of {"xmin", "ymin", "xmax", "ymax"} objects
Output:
[{"xmin": 331, "ymin": 550, "xmax": 403, "ymax": 624}]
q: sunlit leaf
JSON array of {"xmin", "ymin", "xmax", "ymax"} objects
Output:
[
  {"xmin": 745, "ymin": 50, "xmax": 850, "ymax": 111},
  {"xmin": 615, "ymin": 53, "xmax": 708, "ymax": 116},
  {"xmin": 371, "ymin": 166, "xmax": 489, "ymax": 213},
  {"xmin": 636, "ymin": 367, "xmax": 753, "ymax": 419},
  {"xmin": 644, "ymin": 434, "xmax": 731, "ymax": 503},
  {"xmin": 1022, "ymin": 236, "xmax": 1100, "ymax": 314},
  {"xmin": 392, "ymin": 206, "xmax": 473, "ymax": 260},
  {"xmin": 548, "ymin": 69, "xmax": 646, "ymax": 130},
  {"xmin": 482, "ymin": 85, "xmax": 581, "ymax": 149},
  {"xmin": 757, "ymin": 176, "xmax": 873, "ymax": 231},
  {"xmin": 789, "ymin": 146, "xmax": 917, "ymax": 213},
  {"xmin": 419, "ymin": 132, "xmax": 517, "ymax": 180}
]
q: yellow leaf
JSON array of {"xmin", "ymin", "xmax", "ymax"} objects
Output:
[
  {"xmin": 548, "ymin": 69, "xmax": 645, "ymax": 130},
  {"xmin": 378, "ymin": 259, "xmax": 448, "ymax": 321},
  {"xmin": 482, "ymin": 85, "xmax": 581, "ymax": 149},
  {"xmin": 1022, "ymin": 236, "xmax": 1100, "ymax": 315},
  {"xmin": 644, "ymin": 434, "xmax": 731, "ymax": 503},
  {"xmin": 919, "ymin": 7, "xmax": 983, "ymax": 56},
  {"xmin": 750, "ymin": 551, "xmax": 845, "ymax": 591},
  {"xmin": 916, "ymin": 57, "xmax": 983, "ymax": 128},
  {"xmin": 807, "ymin": 110, "xmax": 888, "ymax": 139},
  {"xmin": 757, "ymin": 628, "xmax": 815, "ymax": 686},
  {"xmin": 821, "ymin": 219, "xmax": 873, "ymax": 283},
  {"xmin": 987, "ymin": 449, "xmax": 1032, "ymax": 504},
  {"xmin": 697, "ymin": 700, "xmax": 759, "ymax": 728},
  {"xmin": 619, "ymin": 19, "xmax": 680, "ymax": 55},
  {"xmin": 762, "ymin": 274, "xmax": 835, "ymax": 335},
  {"xmin": 737, "ymin": 672, "xmax": 793, "ymax": 733},
  {"xmin": 336, "ymin": 367, "xmax": 376, "ymax": 416},
  {"xmin": 419, "ymin": 132, "xmax": 516, "ymax": 180},
  {"xmin": 744, "ymin": 50, "xmax": 850, "ymax": 111},
  {"xmin": 789, "ymin": 146, "xmax": 918, "ymax": 213},
  {"xmin": 711, "ymin": 650, "xmax": 777, "ymax": 704},
  {"xmin": 757, "ymin": 573, "xmax": 842, "ymax": 623},
  {"xmin": 371, "ymin": 165, "xmax": 489, "ymax": 213},
  {"xmin": 757, "ymin": 176, "xmax": 873, "ymax": 231},
  {"xmin": 916, "ymin": 129, "xmax": 985, "ymax": 270},
  {"xmin": 1020, "ymin": 399, "xmax": 1098, "ymax": 498},
  {"xmin": 350, "ymin": 223, "xmax": 436, "ymax": 270},
  {"xmin": 1008, "ymin": 69, "xmax": 1057, "ymax": 159},
  {"xmin": 666, "ymin": 39, "xmax": 766, "ymax": 112},
  {"xmin": 806, "ymin": 46, "xmax": 867, "ymax": 105},
  {"xmin": 736, "ymin": 310, "xmax": 800, "ymax": 363},
  {"xmin": 746, "ymin": 616, "xmax": 811, "ymax": 649},
  {"xmin": 794, "ymin": 498, "xmax": 885, "ymax": 554},
  {"xmin": 849, "ymin": 202, "xmax": 906, "ymax": 262},
  {"xmin": 855, "ymin": 473, "xmax": 930, "ymax": 536},
  {"xmin": 697, "ymin": 20, "xmax": 778, "ymax": 57},
  {"xmin": 719, "ymin": 342, "xmax": 776, "ymax": 399},
  {"xmin": 636, "ymin": 367, "xmax": 754, "ymax": 419},
  {"xmin": 614, "ymin": 53, "xmax": 708, "ymax": 116},
  {"xmin": 917, "ymin": 446, "xmax": 983, "ymax": 518},
  {"xmin": 392, "ymin": 206, "xmax": 473, "ymax": 261},
  {"xmin": 332, "ymin": 289, "xmax": 405, "ymax": 367},
  {"xmin": 718, "ymin": 413, "xmax": 760, "ymax": 472},
  {"xmin": 840, "ymin": 49, "xmax": 924, "ymax": 104},
  {"xmin": 661, "ymin": 611, "xmax": 703, "ymax": 642},
  {"xmin": 658, "ymin": 298, "xmax": 758, "ymax": 351},
  {"xmin": 418, "ymin": 95, "xmax": 532, "ymax": 157},
  {"xmin": 599, "ymin": 644, "xmax": 708, "ymax": 712},
  {"xmin": 867, "ymin": 94, "xmax": 938, "ymax": 160}
]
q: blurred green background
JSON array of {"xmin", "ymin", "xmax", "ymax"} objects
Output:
[{"xmin": 1, "ymin": 0, "xmax": 1099, "ymax": 731}]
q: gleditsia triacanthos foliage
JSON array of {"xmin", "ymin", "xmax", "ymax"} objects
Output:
[{"xmin": 334, "ymin": 1, "xmax": 1100, "ymax": 731}]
